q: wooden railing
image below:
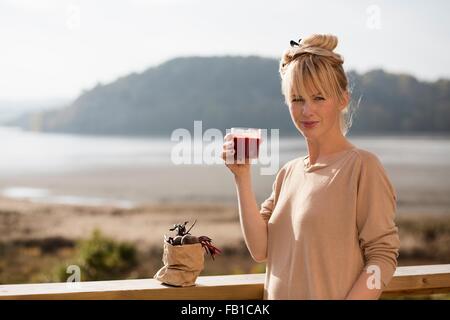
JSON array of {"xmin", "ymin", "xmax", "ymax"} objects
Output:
[{"xmin": 0, "ymin": 264, "xmax": 449, "ymax": 300}]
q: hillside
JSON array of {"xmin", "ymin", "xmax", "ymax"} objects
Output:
[{"xmin": 7, "ymin": 56, "xmax": 450, "ymax": 136}]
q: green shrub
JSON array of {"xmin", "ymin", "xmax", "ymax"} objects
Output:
[{"xmin": 57, "ymin": 229, "xmax": 137, "ymax": 282}]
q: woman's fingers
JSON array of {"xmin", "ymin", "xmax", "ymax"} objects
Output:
[
  {"xmin": 224, "ymin": 133, "xmax": 234, "ymax": 142},
  {"xmin": 221, "ymin": 149, "xmax": 235, "ymax": 159},
  {"xmin": 221, "ymin": 151, "xmax": 236, "ymax": 165},
  {"xmin": 223, "ymin": 141, "xmax": 234, "ymax": 150}
]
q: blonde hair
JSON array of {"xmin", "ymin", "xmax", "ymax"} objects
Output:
[{"xmin": 279, "ymin": 34, "xmax": 356, "ymax": 136}]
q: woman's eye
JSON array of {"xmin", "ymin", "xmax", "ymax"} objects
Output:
[
  {"xmin": 314, "ymin": 96, "xmax": 325, "ymax": 101},
  {"xmin": 292, "ymin": 98, "xmax": 304, "ymax": 103}
]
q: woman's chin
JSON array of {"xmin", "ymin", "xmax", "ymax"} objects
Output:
[{"xmin": 299, "ymin": 129, "xmax": 315, "ymax": 136}]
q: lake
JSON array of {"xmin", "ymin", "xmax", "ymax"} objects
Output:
[{"xmin": 1, "ymin": 126, "xmax": 450, "ymax": 214}]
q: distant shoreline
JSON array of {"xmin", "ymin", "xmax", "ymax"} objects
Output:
[
  {"xmin": 1, "ymin": 162, "xmax": 449, "ymax": 216},
  {"xmin": 2, "ymin": 125, "xmax": 450, "ymax": 139}
]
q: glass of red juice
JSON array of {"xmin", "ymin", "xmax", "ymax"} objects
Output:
[{"xmin": 230, "ymin": 128, "xmax": 262, "ymax": 162}]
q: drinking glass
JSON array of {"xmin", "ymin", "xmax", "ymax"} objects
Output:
[{"xmin": 230, "ymin": 127, "xmax": 262, "ymax": 162}]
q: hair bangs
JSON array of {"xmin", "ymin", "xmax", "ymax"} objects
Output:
[{"xmin": 282, "ymin": 58, "xmax": 337, "ymax": 104}]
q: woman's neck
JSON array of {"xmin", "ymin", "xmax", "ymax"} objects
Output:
[{"xmin": 305, "ymin": 135, "xmax": 355, "ymax": 165}]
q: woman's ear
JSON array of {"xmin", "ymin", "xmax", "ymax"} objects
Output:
[{"xmin": 339, "ymin": 91, "xmax": 350, "ymax": 111}]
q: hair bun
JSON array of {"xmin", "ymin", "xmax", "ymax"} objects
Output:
[
  {"xmin": 301, "ymin": 34, "xmax": 338, "ymax": 51},
  {"xmin": 279, "ymin": 33, "xmax": 343, "ymax": 77}
]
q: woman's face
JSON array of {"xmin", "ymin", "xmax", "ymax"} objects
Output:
[{"xmin": 288, "ymin": 90, "xmax": 347, "ymax": 141}]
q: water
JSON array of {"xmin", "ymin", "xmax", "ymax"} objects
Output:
[
  {"xmin": 1, "ymin": 126, "xmax": 449, "ymax": 208},
  {"xmin": 1, "ymin": 186, "xmax": 135, "ymax": 209},
  {"xmin": 1, "ymin": 126, "xmax": 171, "ymax": 174},
  {"xmin": 2, "ymin": 126, "xmax": 449, "ymax": 173}
]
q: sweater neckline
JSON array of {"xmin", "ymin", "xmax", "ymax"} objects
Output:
[{"xmin": 303, "ymin": 147, "xmax": 357, "ymax": 173}]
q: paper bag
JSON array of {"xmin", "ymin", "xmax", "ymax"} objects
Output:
[{"xmin": 154, "ymin": 241, "xmax": 205, "ymax": 287}]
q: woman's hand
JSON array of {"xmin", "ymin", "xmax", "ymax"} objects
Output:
[{"xmin": 221, "ymin": 133, "xmax": 251, "ymax": 179}]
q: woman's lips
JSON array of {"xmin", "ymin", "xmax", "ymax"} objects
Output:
[{"xmin": 301, "ymin": 121, "xmax": 319, "ymax": 129}]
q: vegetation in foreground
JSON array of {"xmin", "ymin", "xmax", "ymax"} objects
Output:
[{"xmin": 1, "ymin": 216, "xmax": 449, "ymax": 300}]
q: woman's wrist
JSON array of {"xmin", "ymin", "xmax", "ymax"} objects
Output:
[{"xmin": 234, "ymin": 171, "xmax": 251, "ymax": 185}]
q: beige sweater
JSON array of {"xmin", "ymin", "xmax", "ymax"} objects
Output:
[{"xmin": 260, "ymin": 147, "xmax": 400, "ymax": 299}]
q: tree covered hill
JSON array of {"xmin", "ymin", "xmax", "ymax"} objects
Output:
[{"xmin": 7, "ymin": 56, "xmax": 450, "ymax": 136}]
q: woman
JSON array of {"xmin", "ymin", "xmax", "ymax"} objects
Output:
[{"xmin": 221, "ymin": 34, "xmax": 400, "ymax": 300}]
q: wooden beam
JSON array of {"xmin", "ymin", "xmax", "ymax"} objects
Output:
[
  {"xmin": 0, "ymin": 265, "xmax": 449, "ymax": 300},
  {"xmin": 381, "ymin": 264, "xmax": 450, "ymax": 298},
  {"xmin": 0, "ymin": 274, "xmax": 265, "ymax": 300}
]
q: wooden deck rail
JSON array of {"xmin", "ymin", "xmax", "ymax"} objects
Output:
[{"xmin": 0, "ymin": 264, "xmax": 449, "ymax": 300}]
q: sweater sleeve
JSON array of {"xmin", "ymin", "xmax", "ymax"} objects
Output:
[
  {"xmin": 356, "ymin": 153, "xmax": 401, "ymax": 290},
  {"xmin": 260, "ymin": 162, "xmax": 288, "ymax": 222}
]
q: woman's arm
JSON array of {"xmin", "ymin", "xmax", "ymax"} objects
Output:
[
  {"xmin": 234, "ymin": 173, "xmax": 268, "ymax": 262},
  {"xmin": 222, "ymin": 133, "xmax": 269, "ymax": 262},
  {"xmin": 352, "ymin": 153, "xmax": 401, "ymax": 299},
  {"xmin": 345, "ymin": 269, "xmax": 383, "ymax": 300}
]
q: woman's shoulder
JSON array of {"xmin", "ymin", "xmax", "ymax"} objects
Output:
[
  {"xmin": 279, "ymin": 148, "xmax": 384, "ymax": 172},
  {"xmin": 349, "ymin": 147, "xmax": 391, "ymax": 179},
  {"xmin": 271, "ymin": 156, "xmax": 304, "ymax": 181},
  {"xmin": 350, "ymin": 147, "xmax": 397, "ymax": 198},
  {"xmin": 349, "ymin": 147, "xmax": 384, "ymax": 167},
  {"xmin": 281, "ymin": 156, "xmax": 305, "ymax": 172},
  {"xmin": 278, "ymin": 147, "xmax": 387, "ymax": 175}
]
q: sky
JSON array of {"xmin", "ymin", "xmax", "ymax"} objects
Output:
[{"xmin": 1, "ymin": 0, "xmax": 449, "ymax": 101}]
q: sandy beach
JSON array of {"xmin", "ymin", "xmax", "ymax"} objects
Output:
[
  {"xmin": 1, "ymin": 158, "xmax": 450, "ymax": 284},
  {"xmin": 1, "ymin": 161, "xmax": 450, "ymax": 215},
  {"xmin": 0, "ymin": 196, "xmax": 244, "ymax": 250},
  {"xmin": 1, "ymin": 159, "xmax": 450, "ymax": 252},
  {"xmin": 1, "ymin": 192, "xmax": 449, "ymax": 255}
]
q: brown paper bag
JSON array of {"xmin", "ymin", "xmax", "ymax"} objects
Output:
[{"xmin": 154, "ymin": 241, "xmax": 205, "ymax": 287}]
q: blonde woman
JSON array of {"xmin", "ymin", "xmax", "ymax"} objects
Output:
[{"xmin": 221, "ymin": 34, "xmax": 400, "ymax": 300}]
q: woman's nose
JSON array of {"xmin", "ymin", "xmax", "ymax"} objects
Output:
[{"xmin": 301, "ymin": 102, "xmax": 314, "ymax": 116}]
